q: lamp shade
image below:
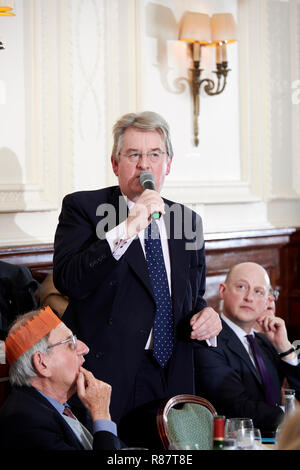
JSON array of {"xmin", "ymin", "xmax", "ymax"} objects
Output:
[
  {"xmin": 211, "ymin": 13, "xmax": 237, "ymax": 44},
  {"xmin": 179, "ymin": 12, "xmax": 211, "ymax": 44},
  {"xmin": 0, "ymin": 0, "xmax": 15, "ymax": 16}
]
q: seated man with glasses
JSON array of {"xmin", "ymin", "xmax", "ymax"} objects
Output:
[
  {"xmin": 0, "ymin": 306, "xmax": 123, "ymax": 450},
  {"xmin": 194, "ymin": 262, "xmax": 300, "ymax": 437}
]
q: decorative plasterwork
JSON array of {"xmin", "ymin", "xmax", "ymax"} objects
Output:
[{"xmin": 0, "ymin": 0, "xmax": 61, "ymax": 212}]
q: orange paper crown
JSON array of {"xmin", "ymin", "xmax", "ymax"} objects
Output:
[{"xmin": 5, "ymin": 306, "xmax": 61, "ymax": 365}]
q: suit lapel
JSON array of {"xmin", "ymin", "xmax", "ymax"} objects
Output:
[
  {"xmin": 221, "ymin": 321, "xmax": 263, "ymax": 384},
  {"xmin": 124, "ymin": 237, "xmax": 154, "ymax": 299}
]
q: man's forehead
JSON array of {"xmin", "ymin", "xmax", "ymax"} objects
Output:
[
  {"xmin": 122, "ymin": 128, "xmax": 164, "ymax": 145},
  {"xmin": 228, "ymin": 264, "xmax": 270, "ymax": 287},
  {"xmin": 49, "ymin": 322, "xmax": 72, "ymax": 341}
]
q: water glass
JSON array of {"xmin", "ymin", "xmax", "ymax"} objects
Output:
[
  {"xmin": 236, "ymin": 428, "xmax": 255, "ymax": 450},
  {"xmin": 225, "ymin": 418, "xmax": 254, "ymax": 443},
  {"xmin": 253, "ymin": 428, "xmax": 262, "ymax": 449}
]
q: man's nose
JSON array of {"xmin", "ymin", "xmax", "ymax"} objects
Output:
[
  {"xmin": 76, "ymin": 339, "xmax": 89, "ymax": 356},
  {"xmin": 244, "ymin": 288, "xmax": 254, "ymax": 301},
  {"xmin": 137, "ymin": 154, "xmax": 150, "ymax": 169}
]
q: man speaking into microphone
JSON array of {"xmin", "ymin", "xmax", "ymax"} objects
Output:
[{"xmin": 53, "ymin": 111, "xmax": 221, "ymax": 448}]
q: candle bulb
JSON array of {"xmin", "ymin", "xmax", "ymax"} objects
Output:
[
  {"xmin": 193, "ymin": 42, "xmax": 200, "ymax": 61},
  {"xmin": 216, "ymin": 44, "xmax": 222, "ymax": 64},
  {"xmin": 222, "ymin": 43, "xmax": 227, "ymax": 63}
]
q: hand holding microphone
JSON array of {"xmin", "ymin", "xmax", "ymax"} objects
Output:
[
  {"xmin": 125, "ymin": 172, "xmax": 165, "ymax": 239},
  {"xmin": 139, "ymin": 171, "xmax": 161, "ymax": 220}
]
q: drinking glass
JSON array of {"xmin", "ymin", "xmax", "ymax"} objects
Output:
[
  {"xmin": 253, "ymin": 428, "xmax": 262, "ymax": 449},
  {"xmin": 225, "ymin": 418, "xmax": 254, "ymax": 443},
  {"xmin": 236, "ymin": 428, "xmax": 255, "ymax": 450}
]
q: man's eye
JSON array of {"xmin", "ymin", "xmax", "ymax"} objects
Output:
[{"xmin": 129, "ymin": 153, "xmax": 139, "ymax": 159}]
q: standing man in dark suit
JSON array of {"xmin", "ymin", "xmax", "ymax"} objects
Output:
[
  {"xmin": 194, "ymin": 262, "xmax": 300, "ymax": 436},
  {"xmin": 53, "ymin": 111, "xmax": 222, "ymax": 448},
  {"xmin": 0, "ymin": 306, "xmax": 122, "ymax": 450}
]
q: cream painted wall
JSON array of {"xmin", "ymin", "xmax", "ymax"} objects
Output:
[{"xmin": 0, "ymin": 0, "xmax": 299, "ymax": 246}]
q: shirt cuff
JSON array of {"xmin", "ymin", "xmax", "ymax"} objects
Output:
[
  {"xmin": 93, "ymin": 419, "xmax": 118, "ymax": 437},
  {"xmin": 282, "ymin": 355, "xmax": 299, "ymax": 366},
  {"xmin": 206, "ymin": 336, "xmax": 217, "ymax": 347},
  {"xmin": 105, "ymin": 221, "xmax": 135, "ymax": 260}
]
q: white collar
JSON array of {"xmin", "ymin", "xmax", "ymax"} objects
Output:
[{"xmin": 221, "ymin": 313, "xmax": 256, "ymax": 341}]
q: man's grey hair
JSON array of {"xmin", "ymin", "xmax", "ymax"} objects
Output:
[
  {"xmin": 8, "ymin": 311, "xmax": 51, "ymax": 387},
  {"xmin": 112, "ymin": 111, "xmax": 173, "ymax": 162}
]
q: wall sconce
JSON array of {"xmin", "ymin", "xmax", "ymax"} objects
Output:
[
  {"xmin": 0, "ymin": 1, "xmax": 16, "ymax": 16},
  {"xmin": 179, "ymin": 12, "xmax": 237, "ymax": 146},
  {"xmin": 0, "ymin": 1, "xmax": 16, "ymax": 50}
]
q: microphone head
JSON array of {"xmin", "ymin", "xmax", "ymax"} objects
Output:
[{"xmin": 139, "ymin": 171, "xmax": 155, "ymax": 189}]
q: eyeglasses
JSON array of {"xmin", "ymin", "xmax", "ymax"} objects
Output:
[
  {"xmin": 47, "ymin": 334, "xmax": 77, "ymax": 351},
  {"xmin": 269, "ymin": 288, "xmax": 279, "ymax": 301},
  {"xmin": 119, "ymin": 150, "xmax": 167, "ymax": 163}
]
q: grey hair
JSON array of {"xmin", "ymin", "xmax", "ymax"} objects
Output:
[
  {"xmin": 9, "ymin": 335, "xmax": 50, "ymax": 386},
  {"xmin": 111, "ymin": 111, "xmax": 173, "ymax": 162},
  {"xmin": 7, "ymin": 310, "xmax": 51, "ymax": 387}
]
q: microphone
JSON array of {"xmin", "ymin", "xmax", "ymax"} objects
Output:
[{"xmin": 139, "ymin": 171, "xmax": 161, "ymax": 220}]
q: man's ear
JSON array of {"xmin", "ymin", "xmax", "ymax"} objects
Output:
[
  {"xmin": 219, "ymin": 283, "xmax": 226, "ymax": 299},
  {"xmin": 32, "ymin": 351, "xmax": 52, "ymax": 378},
  {"xmin": 111, "ymin": 155, "xmax": 119, "ymax": 177},
  {"xmin": 165, "ymin": 156, "xmax": 172, "ymax": 175}
]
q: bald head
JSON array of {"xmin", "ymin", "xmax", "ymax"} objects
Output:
[
  {"xmin": 220, "ymin": 262, "xmax": 271, "ymax": 333},
  {"xmin": 225, "ymin": 262, "xmax": 270, "ymax": 287}
]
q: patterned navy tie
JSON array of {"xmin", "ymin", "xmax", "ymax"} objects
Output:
[
  {"xmin": 246, "ymin": 334, "xmax": 278, "ymax": 405},
  {"xmin": 144, "ymin": 220, "xmax": 173, "ymax": 367}
]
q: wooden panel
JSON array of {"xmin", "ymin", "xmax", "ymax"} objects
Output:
[
  {"xmin": 0, "ymin": 226, "xmax": 299, "ymax": 339},
  {"xmin": 0, "ymin": 244, "xmax": 54, "ymax": 282}
]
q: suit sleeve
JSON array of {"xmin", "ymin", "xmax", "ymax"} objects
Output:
[
  {"xmin": 194, "ymin": 342, "xmax": 284, "ymax": 432},
  {"xmin": 53, "ymin": 193, "xmax": 119, "ymax": 300}
]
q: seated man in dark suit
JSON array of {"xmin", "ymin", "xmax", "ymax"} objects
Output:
[
  {"xmin": 194, "ymin": 262, "xmax": 300, "ymax": 436},
  {"xmin": 0, "ymin": 306, "xmax": 123, "ymax": 450}
]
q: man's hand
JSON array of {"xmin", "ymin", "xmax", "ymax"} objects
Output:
[
  {"xmin": 125, "ymin": 189, "xmax": 165, "ymax": 239},
  {"xmin": 256, "ymin": 315, "xmax": 294, "ymax": 357},
  {"xmin": 190, "ymin": 307, "xmax": 222, "ymax": 341},
  {"xmin": 77, "ymin": 367, "xmax": 112, "ymax": 422}
]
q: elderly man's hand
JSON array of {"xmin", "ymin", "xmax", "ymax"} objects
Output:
[
  {"xmin": 190, "ymin": 307, "xmax": 222, "ymax": 341},
  {"xmin": 77, "ymin": 367, "xmax": 112, "ymax": 421}
]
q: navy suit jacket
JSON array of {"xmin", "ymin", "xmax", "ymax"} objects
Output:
[
  {"xmin": 194, "ymin": 319, "xmax": 300, "ymax": 434},
  {"xmin": 0, "ymin": 386, "xmax": 122, "ymax": 450},
  {"xmin": 53, "ymin": 186, "xmax": 207, "ymax": 424}
]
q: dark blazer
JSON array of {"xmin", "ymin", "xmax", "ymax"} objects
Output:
[
  {"xmin": 194, "ymin": 319, "xmax": 300, "ymax": 434},
  {"xmin": 0, "ymin": 386, "xmax": 122, "ymax": 450},
  {"xmin": 53, "ymin": 186, "xmax": 207, "ymax": 424}
]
